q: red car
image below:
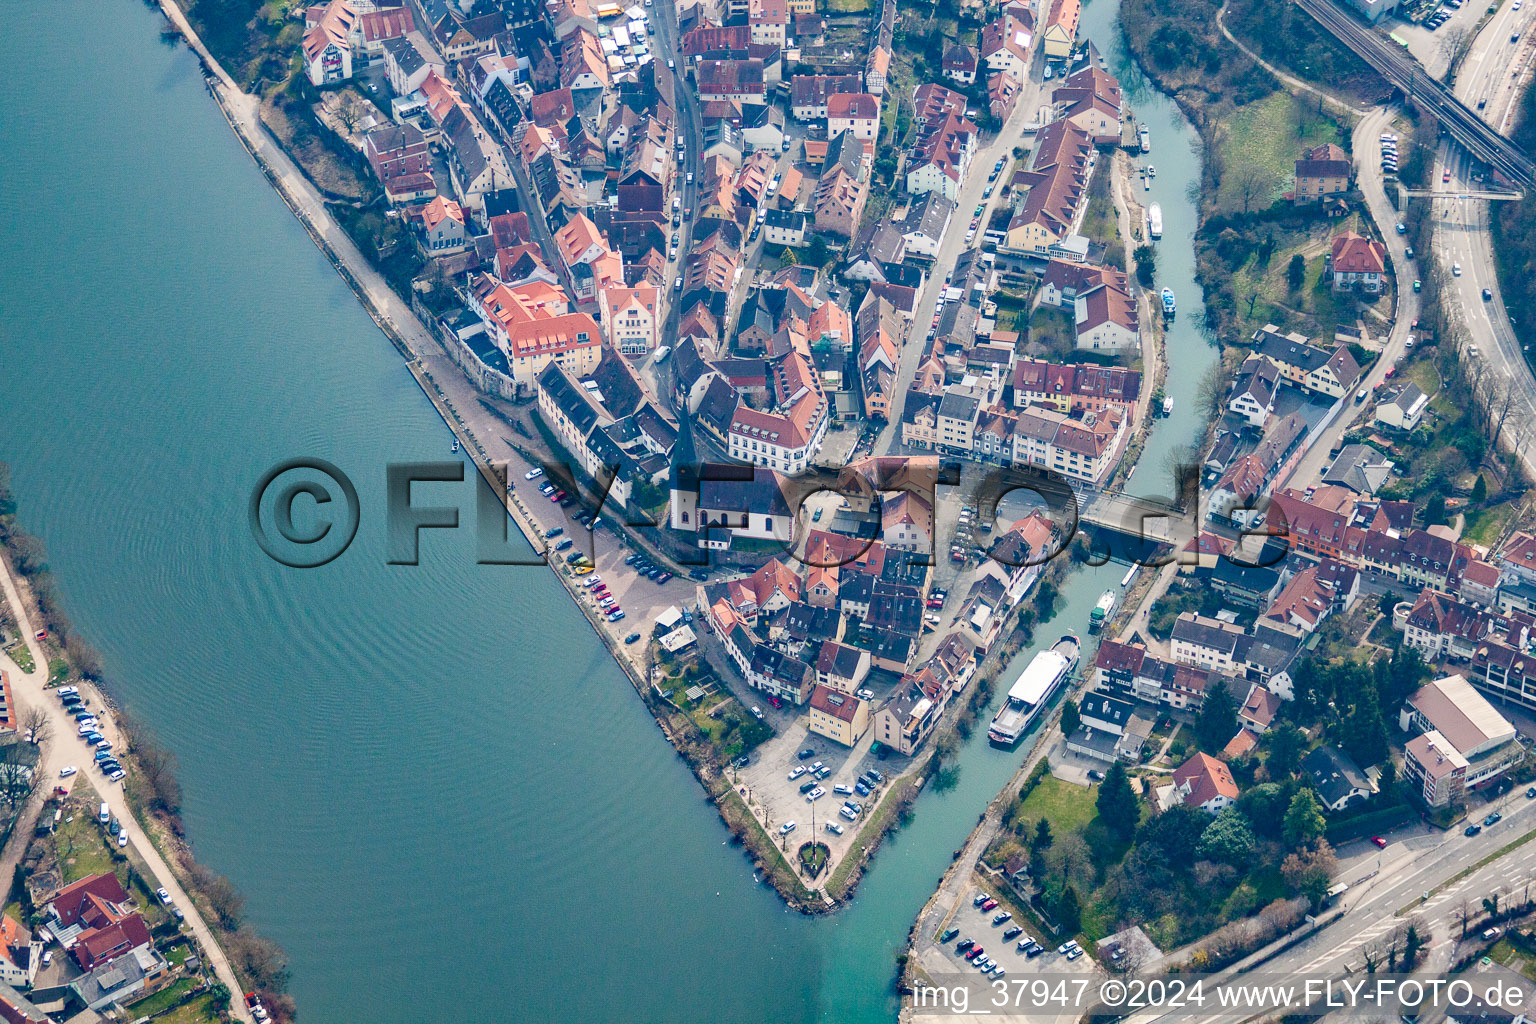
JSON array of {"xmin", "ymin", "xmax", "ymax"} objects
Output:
[
  {"xmin": 964, "ymin": 946, "xmax": 983, "ymax": 960},
  {"xmin": 1371, "ymin": 836, "xmax": 1388, "ymax": 849},
  {"xmin": 980, "ymin": 899, "xmax": 998, "ymax": 912},
  {"xmin": 550, "ymin": 489, "xmax": 566, "ymax": 502},
  {"xmin": 1443, "ymin": 168, "xmax": 1452, "ymax": 183},
  {"xmin": 769, "ymin": 696, "xmax": 783, "ymax": 709}
]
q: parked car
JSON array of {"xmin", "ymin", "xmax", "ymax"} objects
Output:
[
  {"xmin": 1002, "ymin": 926, "xmax": 1023, "ymax": 940},
  {"xmin": 58, "ymin": 766, "xmax": 76, "ymax": 778},
  {"xmin": 992, "ymin": 911, "xmax": 1012, "ymax": 925},
  {"xmin": 778, "ymin": 822, "xmax": 796, "ymax": 835},
  {"xmin": 1371, "ymin": 836, "xmax": 1388, "ymax": 849},
  {"xmin": 941, "ymin": 927, "xmax": 959, "ymax": 943},
  {"xmin": 980, "ymin": 899, "xmax": 998, "ymax": 912},
  {"xmin": 1465, "ymin": 823, "xmax": 1483, "ymax": 837},
  {"xmin": 788, "ymin": 766, "xmax": 807, "ymax": 780},
  {"xmin": 1485, "ymin": 811, "xmax": 1503, "ymax": 826},
  {"xmin": 624, "ymin": 633, "xmax": 642, "ymax": 645},
  {"xmin": 824, "ymin": 822, "xmax": 844, "ymax": 835},
  {"xmin": 156, "ymin": 887, "xmax": 172, "ymax": 904}
]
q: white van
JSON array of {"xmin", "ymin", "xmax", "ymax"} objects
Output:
[{"xmin": 98, "ymin": 802, "xmax": 110, "ymax": 824}]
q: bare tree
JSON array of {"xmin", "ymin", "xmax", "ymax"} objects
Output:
[
  {"xmin": 1229, "ymin": 164, "xmax": 1274, "ymax": 214},
  {"xmin": 1452, "ymin": 896, "xmax": 1475, "ymax": 939},
  {"xmin": 21, "ymin": 705, "xmax": 49, "ymax": 748}
]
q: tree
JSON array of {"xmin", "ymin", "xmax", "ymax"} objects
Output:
[
  {"xmin": 1261, "ymin": 726, "xmax": 1306, "ymax": 777},
  {"xmin": 117, "ymin": 714, "xmax": 182, "ymax": 814},
  {"xmin": 1471, "ymin": 473, "xmax": 1487, "ymax": 503},
  {"xmin": 1283, "ymin": 790, "xmax": 1326, "ymax": 848},
  {"xmin": 1061, "ymin": 700, "xmax": 1082, "ymax": 737},
  {"xmin": 1133, "ymin": 244, "xmax": 1157, "ymax": 287},
  {"xmin": 1096, "ymin": 762, "xmax": 1139, "ymax": 840},
  {"xmin": 1054, "ymin": 885, "xmax": 1083, "ymax": 933},
  {"xmin": 1452, "ymin": 897, "xmax": 1474, "ymax": 938},
  {"xmin": 1033, "ymin": 818, "xmax": 1054, "ymax": 852},
  {"xmin": 1288, "ymin": 254, "xmax": 1306, "ymax": 291},
  {"xmin": 1137, "ymin": 803, "xmax": 1208, "ymax": 863},
  {"xmin": 20, "ymin": 706, "xmax": 49, "ymax": 748},
  {"xmin": 1199, "ymin": 807, "xmax": 1257, "ymax": 865},
  {"xmin": 1196, "ymin": 678, "xmax": 1238, "ymax": 752},
  {"xmin": 1281, "ymin": 840, "xmax": 1337, "ymax": 904},
  {"xmin": 1339, "ymin": 682, "xmax": 1389, "ymax": 768},
  {"xmin": 1403, "ymin": 920, "xmax": 1425, "ymax": 968}
]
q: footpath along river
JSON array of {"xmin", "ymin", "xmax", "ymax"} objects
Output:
[{"xmin": 0, "ymin": 1, "xmax": 1212, "ymax": 1022}]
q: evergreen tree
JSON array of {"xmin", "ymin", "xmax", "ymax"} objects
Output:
[
  {"xmin": 1288, "ymin": 253, "xmax": 1306, "ymax": 290},
  {"xmin": 1033, "ymin": 818, "xmax": 1054, "ymax": 852},
  {"xmin": 1055, "ymin": 885, "xmax": 1082, "ymax": 933},
  {"xmin": 1096, "ymin": 762, "xmax": 1139, "ymax": 839},
  {"xmin": 1061, "ymin": 701, "xmax": 1082, "ymax": 737},
  {"xmin": 1283, "ymin": 790, "xmax": 1326, "ymax": 848},
  {"xmin": 1196, "ymin": 678, "xmax": 1238, "ymax": 751},
  {"xmin": 1198, "ymin": 807, "xmax": 1257, "ymax": 865}
]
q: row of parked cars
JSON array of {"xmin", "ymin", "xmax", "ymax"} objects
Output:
[
  {"xmin": 58, "ymin": 687, "xmax": 125, "ymax": 782},
  {"xmin": 624, "ymin": 552, "xmax": 673, "ymax": 585}
]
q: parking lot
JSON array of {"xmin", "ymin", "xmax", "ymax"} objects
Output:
[
  {"xmin": 734, "ymin": 722, "xmax": 908, "ymax": 862},
  {"xmin": 928, "ymin": 886, "xmax": 1098, "ymax": 983}
]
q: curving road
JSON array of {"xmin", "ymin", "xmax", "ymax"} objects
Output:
[{"xmin": 1434, "ymin": 0, "xmax": 1536, "ymax": 480}]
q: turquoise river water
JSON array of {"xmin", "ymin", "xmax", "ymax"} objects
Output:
[{"xmin": 0, "ymin": 1, "xmax": 1213, "ymax": 1021}]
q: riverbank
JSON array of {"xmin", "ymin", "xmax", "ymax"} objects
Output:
[
  {"xmin": 0, "ymin": 534, "xmax": 258, "ymax": 1023},
  {"xmin": 150, "ymin": 0, "xmax": 893, "ymax": 916}
]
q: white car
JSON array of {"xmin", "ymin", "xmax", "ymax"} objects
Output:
[
  {"xmin": 77, "ymin": 723, "xmax": 97, "ymax": 736},
  {"xmin": 524, "ymin": 467, "xmax": 543, "ymax": 481},
  {"xmin": 58, "ymin": 766, "xmax": 77, "ymax": 778},
  {"xmin": 787, "ymin": 765, "xmax": 807, "ymax": 781},
  {"xmin": 155, "ymin": 887, "xmax": 172, "ymax": 904},
  {"xmin": 805, "ymin": 786, "xmax": 825, "ymax": 802},
  {"xmin": 1452, "ymin": 262, "xmax": 1462, "ymax": 276},
  {"xmin": 118, "ymin": 831, "xmax": 128, "ymax": 848},
  {"xmin": 778, "ymin": 821, "xmax": 796, "ymax": 835}
]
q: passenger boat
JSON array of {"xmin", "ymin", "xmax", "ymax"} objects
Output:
[
  {"xmin": 1138, "ymin": 123, "xmax": 1151, "ymax": 152},
  {"xmin": 1147, "ymin": 164, "xmax": 1156, "ymax": 177},
  {"xmin": 988, "ymin": 635, "xmax": 1081, "ymax": 747},
  {"xmin": 1147, "ymin": 202, "xmax": 1163, "ymax": 239},
  {"xmin": 1089, "ymin": 590, "xmax": 1116, "ymax": 633},
  {"xmin": 451, "ymin": 439, "xmax": 460, "ymax": 453},
  {"xmin": 1161, "ymin": 287, "xmax": 1176, "ymax": 318},
  {"xmin": 1162, "ymin": 396, "xmax": 1174, "ymax": 416}
]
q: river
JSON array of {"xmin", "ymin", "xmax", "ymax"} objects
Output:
[{"xmin": 0, "ymin": 2, "xmax": 1209, "ymax": 1022}]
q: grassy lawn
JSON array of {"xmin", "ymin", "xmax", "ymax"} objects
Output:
[
  {"xmin": 52, "ymin": 805, "xmax": 119, "ymax": 885},
  {"xmin": 164, "ymin": 942, "xmax": 193, "ymax": 967},
  {"xmin": 826, "ymin": 0, "xmax": 872, "ymax": 10},
  {"xmin": 1408, "ymin": 357, "xmax": 1442, "ymax": 399},
  {"xmin": 127, "ymin": 978, "xmax": 197, "ymax": 1018},
  {"xmin": 1015, "ymin": 776, "xmax": 1099, "ymax": 835},
  {"xmin": 1215, "ymin": 91, "xmax": 1340, "ymax": 214},
  {"xmin": 1464, "ymin": 500, "xmax": 1517, "ymax": 547},
  {"xmin": 4, "ymin": 643, "xmax": 33, "ymax": 675},
  {"xmin": 154, "ymin": 993, "xmax": 223, "ymax": 1024}
]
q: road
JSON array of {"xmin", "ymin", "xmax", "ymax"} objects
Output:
[
  {"xmin": 1294, "ymin": 0, "xmax": 1536, "ymax": 187},
  {"xmin": 0, "ymin": 549, "xmax": 255, "ymax": 1022},
  {"xmin": 1122, "ymin": 784, "xmax": 1536, "ymax": 1024},
  {"xmin": 1432, "ymin": 0, "xmax": 1536, "ymax": 481},
  {"xmin": 647, "ymin": 0, "xmax": 701, "ymax": 329},
  {"xmin": 1282, "ymin": 107, "xmax": 1424, "ymax": 492},
  {"xmin": 875, "ymin": 68, "xmax": 1052, "ymax": 454}
]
